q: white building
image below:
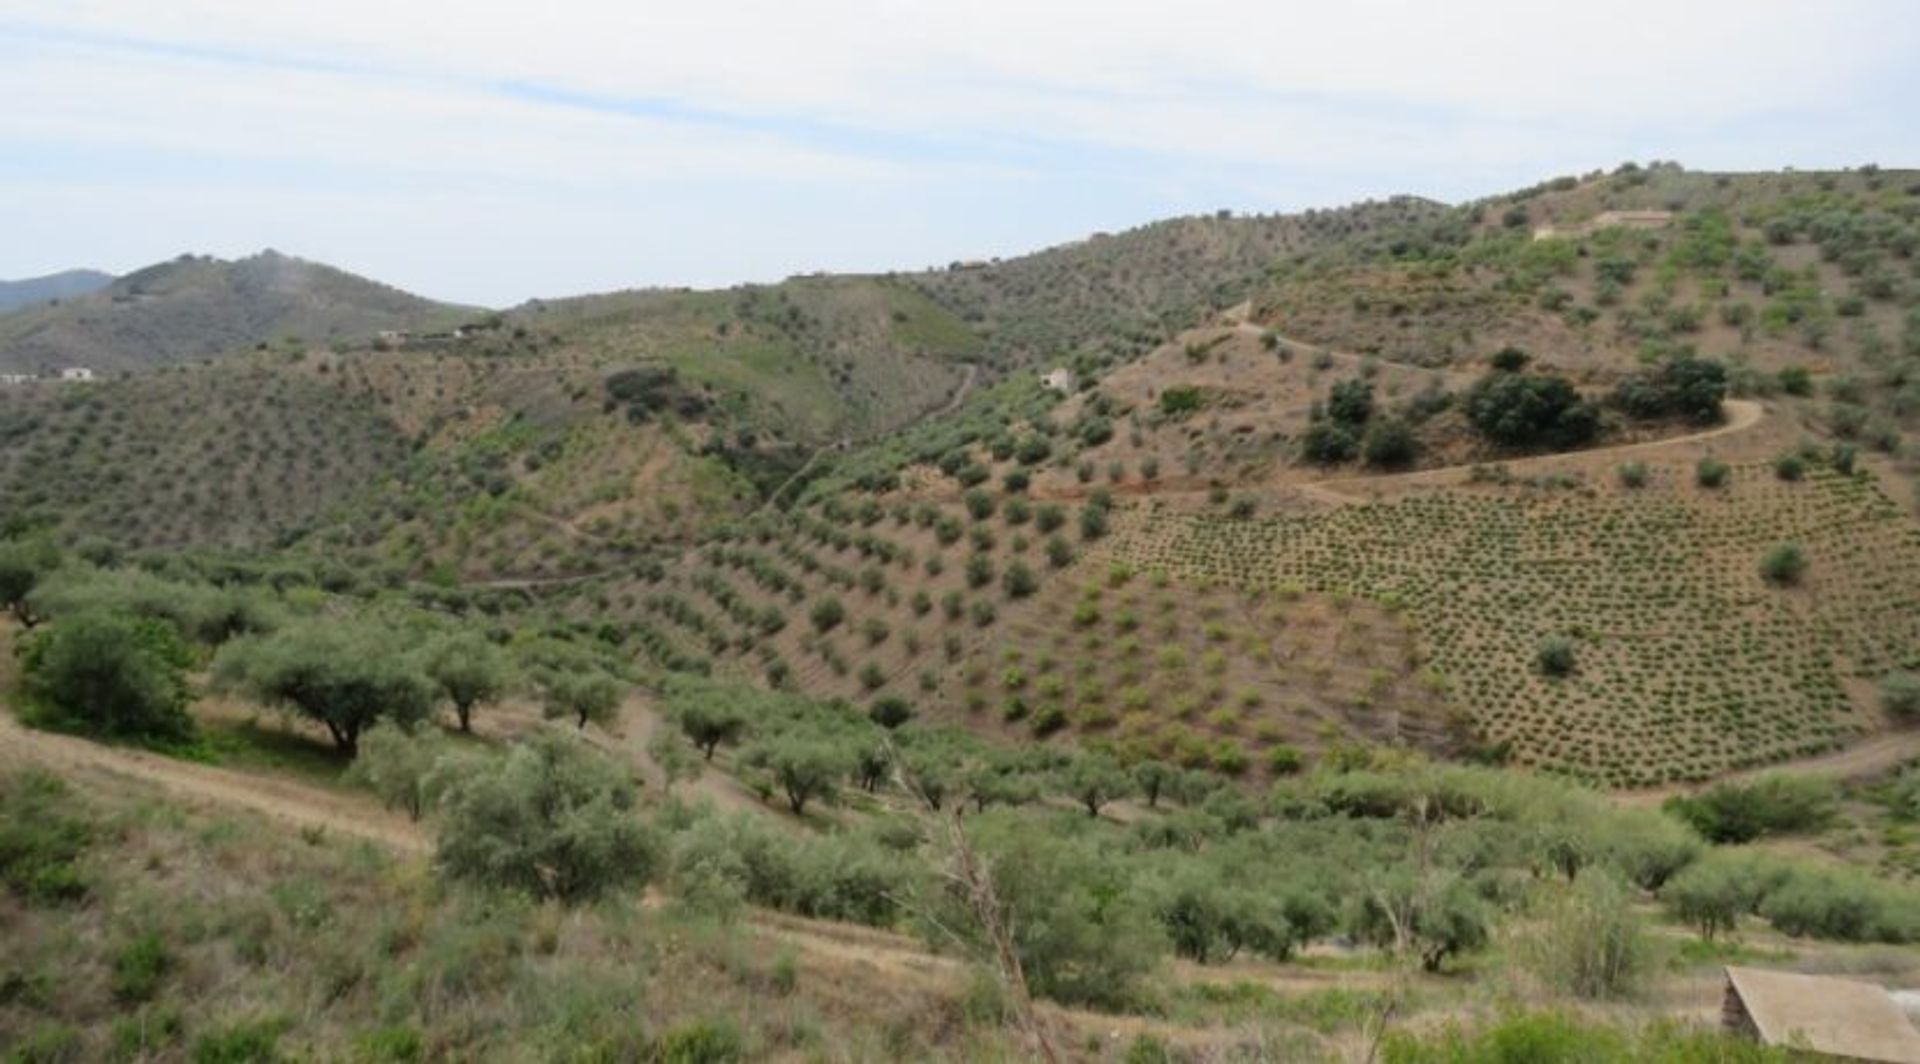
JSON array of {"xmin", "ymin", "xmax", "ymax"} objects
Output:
[
  {"xmin": 1041, "ymin": 367, "xmax": 1075, "ymax": 393},
  {"xmin": 59, "ymin": 367, "xmax": 96, "ymax": 382}
]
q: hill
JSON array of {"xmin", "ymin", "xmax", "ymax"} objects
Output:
[
  {"xmin": 0, "ymin": 268, "xmax": 112, "ymax": 313},
  {"xmin": 906, "ymin": 197, "xmax": 1445, "ymax": 374},
  {"xmin": 0, "ymin": 250, "xmax": 471, "ymax": 375},
  {"xmin": 590, "ymin": 165, "xmax": 1920, "ymax": 790},
  {"xmin": 0, "ymin": 200, "xmax": 1425, "ymax": 576},
  {"xmin": 9, "ymin": 165, "xmax": 1920, "ymax": 1062}
]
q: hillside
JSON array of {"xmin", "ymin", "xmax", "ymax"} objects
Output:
[
  {"xmin": 9, "ymin": 164, "xmax": 1920, "ymax": 1062},
  {"xmin": 906, "ymin": 197, "xmax": 1445, "ymax": 374},
  {"xmin": 582, "ymin": 166, "xmax": 1920, "ymax": 792},
  {"xmin": 0, "ymin": 199, "xmax": 1428, "ymax": 577},
  {"xmin": 0, "ymin": 268, "xmax": 112, "ymax": 313},
  {"xmin": 0, "ymin": 250, "xmax": 470, "ymax": 375},
  {"xmin": 0, "ymin": 362, "xmax": 413, "ymax": 552}
]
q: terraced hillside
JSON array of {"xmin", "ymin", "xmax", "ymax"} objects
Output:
[
  {"xmin": 909, "ymin": 197, "xmax": 1445, "ymax": 372},
  {"xmin": 1108, "ymin": 461, "xmax": 1920, "ymax": 787},
  {"xmin": 575, "ymin": 168, "xmax": 1920, "ymax": 791},
  {"xmin": 0, "ymin": 250, "xmax": 470, "ymax": 375},
  {"xmin": 504, "ymin": 276, "xmax": 982, "ymax": 441},
  {"xmin": 1258, "ymin": 165, "xmax": 1919, "ymax": 398},
  {"xmin": 0, "ymin": 366, "xmax": 410, "ymax": 549}
]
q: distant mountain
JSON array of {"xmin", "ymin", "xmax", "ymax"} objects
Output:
[
  {"xmin": 0, "ymin": 268, "xmax": 113, "ymax": 313},
  {"xmin": 0, "ymin": 250, "xmax": 474, "ymax": 374}
]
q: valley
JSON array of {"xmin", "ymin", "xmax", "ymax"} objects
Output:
[{"xmin": 6, "ymin": 164, "xmax": 1920, "ymax": 1061}]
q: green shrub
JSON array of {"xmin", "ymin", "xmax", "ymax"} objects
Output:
[
  {"xmin": 1266, "ymin": 745, "xmax": 1304, "ymax": 776},
  {"xmin": 1464, "ymin": 372, "xmax": 1598, "ymax": 449},
  {"xmin": 1536, "ymin": 637, "xmax": 1576, "ymax": 677},
  {"xmin": 111, "ymin": 929, "xmax": 174, "ymax": 1004},
  {"xmin": 869, "ymin": 696, "xmax": 913, "ymax": 730},
  {"xmin": 1609, "ymin": 356, "xmax": 1727, "ymax": 424},
  {"xmin": 1759, "ymin": 544, "xmax": 1807, "ymax": 585},
  {"xmin": 1518, "ymin": 874, "xmax": 1649, "ymax": 1000},
  {"xmin": 1880, "ymin": 670, "xmax": 1920, "ymax": 719},
  {"xmin": 0, "ymin": 772, "xmax": 93, "ymax": 904},
  {"xmin": 1694, "ymin": 457, "xmax": 1730, "ymax": 488},
  {"xmin": 1327, "ymin": 379, "xmax": 1375, "ymax": 426},
  {"xmin": 658, "ymin": 1018, "xmax": 745, "ymax": 1064},
  {"xmin": 1363, "ymin": 419, "xmax": 1419, "ymax": 468},
  {"xmin": 190, "ymin": 1016, "xmax": 288, "ymax": 1063},
  {"xmin": 435, "ymin": 732, "xmax": 661, "ymax": 903},
  {"xmin": 1663, "ymin": 775, "xmax": 1835, "ymax": 843},
  {"xmin": 1300, "ymin": 421, "xmax": 1359, "ymax": 464},
  {"xmin": 1777, "ymin": 366, "xmax": 1814, "ymax": 396},
  {"xmin": 808, "ymin": 597, "xmax": 845, "ymax": 633},
  {"xmin": 19, "ymin": 610, "xmax": 195, "ymax": 743},
  {"xmin": 1159, "ymin": 387, "xmax": 1203, "ymax": 416},
  {"xmin": 1616, "ymin": 461, "xmax": 1648, "ymax": 488}
]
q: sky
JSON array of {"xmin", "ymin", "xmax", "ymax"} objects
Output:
[{"xmin": 3, "ymin": 1, "xmax": 1916, "ymax": 307}]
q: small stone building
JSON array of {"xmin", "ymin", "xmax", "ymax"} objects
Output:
[{"xmin": 1723, "ymin": 966, "xmax": 1920, "ymax": 1063}]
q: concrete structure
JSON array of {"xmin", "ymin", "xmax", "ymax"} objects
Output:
[
  {"xmin": 1040, "ymin": 367, "xmax": 1074, "ymax": 393},
  {"xmin": 58, "ymin": 367, "xmax": 95, "ymax": 382},
  {"xmin": 1722, "ymin": 966, "xmax": 1920, "ymax": 1062}
]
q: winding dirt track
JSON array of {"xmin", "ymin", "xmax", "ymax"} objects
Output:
[{"xmin": 1617, "ymin": 728, "xmax": 1920, "ymax": 806}]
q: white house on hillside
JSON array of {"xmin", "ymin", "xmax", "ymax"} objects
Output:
[
  {"xmin": 59, "ymin": 367, "xmax": 96, "ymax": 382},
  {"xmin": 1041, "ymin": 367, "xmax": 1074, "ymax": 393}
]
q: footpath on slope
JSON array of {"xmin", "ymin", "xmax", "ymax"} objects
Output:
[
  {"xmin": 1617, "ymin": 728, "xmax": 1920, "ymax": 807},
  {"xmin": 0, "ymin": 709, "xmax": 428, "ymax": 853}
]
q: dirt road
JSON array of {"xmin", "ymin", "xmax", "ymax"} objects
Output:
[
  {"xmin": 0, "ymin": 710, "xmax": 429, "ymax": 853},
  {"xmin": 1618, "ymin": 727, "xmax": 1920, "ymax": 806}
]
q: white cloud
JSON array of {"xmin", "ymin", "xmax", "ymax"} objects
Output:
[{"xmin": 0, "ymin": 0, "xmax": 1912, "ymax": 302}]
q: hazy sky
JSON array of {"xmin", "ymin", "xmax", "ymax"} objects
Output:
[{"xmin": 4, "ymin": 1, "xmax": 1914, "ymax": 306}]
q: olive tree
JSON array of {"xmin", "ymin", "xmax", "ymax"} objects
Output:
[
  {"xmin": 749, "ymin": 739, "xmax": 848, "ymax": 816},
  {"xmin": 213, "ymin": 620, "xmax": 435, "ymax": 755},
  {"xmin": 0, "ymin": 538, "xmax": 58, "ymax": 628},
  {"xmin": 675, "ymin": 696, "xmax": 750, "ymax": 761},
  {"xmin": 539, "ymin": 669, "xmax": 625, "ymax": 731},
  {"xmin": 420, "ymin": 631, "xmax": 510, "ymax": 733},
  {"xmin": 20, "ymin": 610, "xmax": 195, "ymax": 743},
  {"xmin": 1059, "ymin": 754, "xmax": 1133, "ymax": 818},
  {"xmin": 434, "ymin": 731, "xmax": 660, "ymax": 903},
  {"xmin": 347, "ymin": 724, "xmax": 454, "ymax": 820}
]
